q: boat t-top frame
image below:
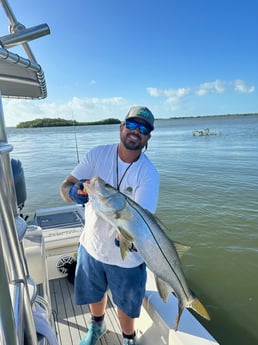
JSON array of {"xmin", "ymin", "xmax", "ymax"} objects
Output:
[{"xmin": 0, "ymin": 1, "xmax": 50, "ymax": 344}]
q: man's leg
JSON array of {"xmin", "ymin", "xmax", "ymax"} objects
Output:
[
  {"xmin": 89, "ymin": 294, "xmax": 107, "ymax": 316},
  {"xmin": 79, "ymin": 295, "xmax": 108, "ymax": 345},
  {"xmin": 106, "ymin": 263, "xmax": 146, "ymax": 344},
  {"xmin": 118, "ymin": 307, "xmax": 138, "ymax": 344},
  {"xmin": 117, "ymin": 307, "xmax": 135, "ymax": 335}
]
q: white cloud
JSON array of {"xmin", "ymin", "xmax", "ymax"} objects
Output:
[
  {"xmin": 2, "ymin": 96, "xmax": 128, "ymax": 127},
  {"xmin": 147, "ymin": 87, "xmax": 190, "ymax": 98},
  {"xmin": 147, "ymin": 87, "xmax": 190, "ymax": 108},
  {"xmin": 233, "ymin": 79, "xmax": 255, "ymax": 93},
  {"xmin": 163, "ymin": 88, "xmax": 191, "ymax": 98},
  {"xmin": 147, "ymin": 79, "xmax": 255, "ymax": 110},
  {"xmin": 2, "ymin": 78, "xmax": 256, "ymax": 126},
  {"xmin": 146, "ymin": 87, "xmax": 160, "ymax": 97},
  {"xmin": 148, "ymin": 79, "xmax": 256, "ymax": 101},
  {"xmin": 196, "ymin": 80, "xmax": 226, "ymax": 95},
  {"xmin": 147, "ymin": 87, "xmax": 191, "ymax": 111}
]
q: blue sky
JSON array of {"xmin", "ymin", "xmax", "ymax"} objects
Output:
[{"xmin": 1, "ymin": 0, "xmax": 258, "ymax": 127}]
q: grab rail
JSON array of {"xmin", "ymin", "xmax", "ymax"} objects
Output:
[
  {"xmin": 0, "ymin": 1, "xmax": 51, "ymax": 343},
  {"xmin": 0, "ymin": 97, "xmax": 38, "ymax": 344},
  {"xmin": 11, "ymin": 282, "xmax": 24, "ymax": 343},
  {"xmin": 0, "ymin": 233, "xmax": 18, "ymax": 345}
]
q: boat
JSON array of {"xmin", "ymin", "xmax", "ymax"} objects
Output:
[
  {"xmin": 0, "ymin": 1, "xmax": 220, "ymax": 344},
  {"xmin": 192, "ymin": 128, "xmax": 219, "ymax": 136}
]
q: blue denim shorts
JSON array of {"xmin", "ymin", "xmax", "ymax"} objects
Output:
[{"xmin": 75, "ymin": 244, "xmax": 147, "ymax": 318}]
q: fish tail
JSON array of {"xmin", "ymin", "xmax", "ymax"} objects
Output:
[{"xmin": 191, "ymin": 297, "xmax": 210, "ymax": 321}]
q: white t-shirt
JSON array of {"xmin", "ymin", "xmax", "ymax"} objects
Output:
[{"xmin": 71, "ymin": 143, "xmax": 159, "ymax": 268}]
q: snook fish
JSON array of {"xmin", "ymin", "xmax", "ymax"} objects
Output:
[{"xmin": 85, "ymin": 176, "xmax": 210, "ymax": 330}]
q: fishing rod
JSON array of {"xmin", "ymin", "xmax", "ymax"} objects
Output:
[{"xmin": 71, "ymin": 113, "xmax": 80, "ymax": 163}]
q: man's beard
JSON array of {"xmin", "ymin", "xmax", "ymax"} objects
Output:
[{"xmin": 121, "ymin": 133, "xmax": 146, "ymax": 151}]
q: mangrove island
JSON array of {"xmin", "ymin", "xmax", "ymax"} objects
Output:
[{"xmin": 16, "ymin": 117, "xmax": 121, "ymax": 128}]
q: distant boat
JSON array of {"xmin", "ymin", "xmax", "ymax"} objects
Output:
[{"xmin": 192, "ymin": 128, "xmax": 219, "ymax": 136}]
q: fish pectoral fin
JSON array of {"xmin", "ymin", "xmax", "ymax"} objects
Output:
[
  {"xmin": 119, "ymin": 238, "xmax": 130, "ymax": 260},
  {"xmin": 117, "ymin": 226, "xmax": 134, "ymax": 242},
  {"xmin": 116, "ymin": 233, "xmax": 136, "ymax": 260},
  {"xmin": 190, "ymin": 297, "xmax": 210, "ymax": 321},
  {"xmin": 155, "ymin": 276, "xmax": 171, "ymax": 303},
  {"xmin": 174, "ymin": 241, "xmax": 191, "ymax": 258},
  {"xmin": 116, "ymin": 234, "xmax": 133, "ymax": 260}
]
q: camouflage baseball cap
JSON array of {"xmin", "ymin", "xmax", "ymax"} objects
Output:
[{"xmin": 125, "ymin": 106, "xmax": 155, "ymax": 130}]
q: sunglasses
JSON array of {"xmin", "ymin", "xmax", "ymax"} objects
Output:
[{"xmin": 125, "ymin": 120, "xmax": 151, "ymax": 135}]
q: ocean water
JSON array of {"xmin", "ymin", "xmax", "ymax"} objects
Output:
[{"xmin": 6, "ymin": 114, "xmax": 258, "ymax": 345}]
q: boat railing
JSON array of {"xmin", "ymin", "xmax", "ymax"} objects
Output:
[
  {"xmin": 0, "ymin": 0, "xmax": 50, "ymax": 100},
  {"xmin": 0, "ymin": 99, "xmax": 39, "ymax": 344},
  {"xmin": 0, "ymin": 0, "xmax": 51, "ymax": 343}
]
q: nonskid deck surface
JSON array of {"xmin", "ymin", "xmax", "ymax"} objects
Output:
[{"xmin": 50, "ymin": 278, "xmax": 123, "ymax": 345}]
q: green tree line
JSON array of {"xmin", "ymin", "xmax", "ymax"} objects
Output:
[{"xmin": 16, "ymin": 117, "xmax": 121, "ymax": 128}]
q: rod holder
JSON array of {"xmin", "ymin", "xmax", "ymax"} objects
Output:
[{"xmin": 0, "ymin": 23, "xmax": 50, "ymax": 48}]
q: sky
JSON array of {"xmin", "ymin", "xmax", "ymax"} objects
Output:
[{"xmin": 1, "ymin": 0, "xmax": 258, "ymax": 127}]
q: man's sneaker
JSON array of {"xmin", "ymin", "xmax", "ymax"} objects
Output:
[
  {"xmin": 79, "ymin": 320, "xmax": 107, "ymax": 345},
  {"xmin": 122, "ymin": 337, "xmax": 137, "ymax": 345}
]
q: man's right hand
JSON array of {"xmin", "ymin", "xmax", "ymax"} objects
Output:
[{"xmin": 69, "ymin": 179, "xmax": 89, "ymax": 204}]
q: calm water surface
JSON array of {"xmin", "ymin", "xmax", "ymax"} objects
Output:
[{"xmin": 6, "ymin": 115, "xmax": 258, "ymax": 345}]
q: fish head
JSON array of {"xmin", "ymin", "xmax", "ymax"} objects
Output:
[{"xmin": 84, "ymin": 176, "xmax": 126, "ymax": 212}]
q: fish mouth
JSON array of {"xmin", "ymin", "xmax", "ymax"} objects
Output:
[
  {"xmin": 85, "ymin": 176, "xmax": 98, "ymax": 196},
  {"xmin": 86, "ymin": 176, "xmax": 112, "ymax": 198}
]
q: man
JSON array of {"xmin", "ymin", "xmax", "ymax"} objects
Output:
[{"xmin": 60, "ymin": 106, "xmax": 159, "ymax": 345}]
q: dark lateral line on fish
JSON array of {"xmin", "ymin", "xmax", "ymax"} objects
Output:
[{"xmin": 126, "ymin": 198, "xmax": 188, "ymax": 297}]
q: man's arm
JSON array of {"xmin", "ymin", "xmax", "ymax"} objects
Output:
[{"xmin": 60, "ymin": 175, "xmax": 79, "ymax": 202}]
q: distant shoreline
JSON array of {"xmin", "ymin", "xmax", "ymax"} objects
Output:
[
  {"xmin": 15, "ymin": 112, "xmax": 258, "ymax": 128},
  {"xmin": 164, "ymin": 112, "xmax": 258, "ymax": 120}
]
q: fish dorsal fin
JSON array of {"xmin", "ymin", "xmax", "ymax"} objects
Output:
[
  {"xmin": 152, "ymin": 213, "xmax": 170, "ymax": 231},
  {"xmin": 155, "ymin": 275, "xmax": 171, "ymax": 303},
  {"xmin": 152, "ymin": 214, "xmax": 190, "ymax": 258},
  {"xmin": 174, "ymin": 242, "xmax": 191, "ymax": 258}
]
